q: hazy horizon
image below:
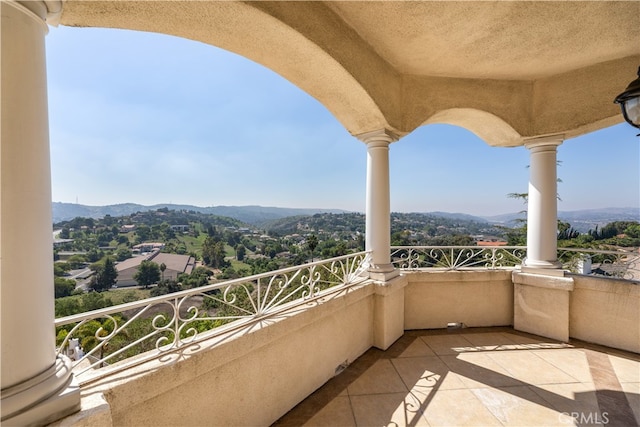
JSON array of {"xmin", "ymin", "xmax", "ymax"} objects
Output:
[{"xmin": 52, "ymin": 200, "xmax": 639, "ymax": 219}]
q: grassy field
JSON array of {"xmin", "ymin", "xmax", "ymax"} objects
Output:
[{"xmin": 177, "ymin": 234, "xmax": 207, "ymax": 256}]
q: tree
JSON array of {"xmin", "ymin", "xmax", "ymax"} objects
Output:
[
  {"xmin": 178, "ymin": 267, "xmax": 213, "ymax": 288},
  {"xmin": 59, "ymin": 227, "xmax": 71, "ymax": 239},
  {"xmin": 55, "ymin": 277, "xmax": 76, "ymax": 298},
  {"xmin": 87, "ymin": 248, "xmax": 104, "ymax": 263},
  {"xmin": 116, "ymin": 248, "xmax": 132, "ymax": 261},
  {"xmin": 89, "ymin": 257, "xmax": 118, "ymax": 292},
  {"xmin": 202, "ymin": 236, "xmax": 227, "ymax": 268},
  {"xmin": 236, "ymin": 244, "xmax": 246, "ymax": 261},
  {"xmin": 67, "ymin": 254, "xmax": 87, "ymax": 269},
  {"xmin": 160, "ymin": 262, "xmax": 167, "ymax": 282},
  {"xmin": 54, "ymin": 262, "xmax": 71, "ymax": 277},
  {"xmin": 150, "ymin": 278, "xmax": 182, "ymax": 297},
  {"xmin": 134, "ymin": 260, "xmax": 160, "ymax": 288},
  {"xmin": 306, "ymin": 234, "xmax": 318, "ymax": 262}
]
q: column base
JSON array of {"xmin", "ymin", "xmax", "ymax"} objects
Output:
[
  {"xmin": 1, "ymin": 356, "xmax": 81, "ymax": 426},
  {"xmin": 368, "ymin": 263, "xmax": 399, "ymax": 281},
  {"xmin": 522, "ymin": 258, "xmax": 563, "ymax": 270}
]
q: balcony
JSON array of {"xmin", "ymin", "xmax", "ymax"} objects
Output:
[
  {"xmin": 50, "ymin": 248, "xmax": 639, "ymax": 426},
  {"xmin": 274, "ymin": 328, "xmax": 639, "ymax": 427},
  {"xmin": 2, "ymin": 1, "xmax": 638, "ymax": 425}
]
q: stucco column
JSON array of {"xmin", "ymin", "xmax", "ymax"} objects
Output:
[
  {"xmin": 1, "ymin": 1, "xmax": 80, "ymax": 425},
  {"xmin": 523, "ymin": 135, "xmax": 563, "ymax": 269},
  {"xmin": 358, "ymin": 129, "xmax": 399, "ymax": 279}
]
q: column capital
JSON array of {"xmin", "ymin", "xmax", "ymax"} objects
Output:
[
  {"xmin": 9, "ymin": 1, "xmax": 62, "ymax": 27},
  {"xmin": 523, "ymin": 134, "xmax": 564, "ymax": 150},
  {"xmin": 356, "ymin": 128, "xmax": 400, "ymax": 146}
]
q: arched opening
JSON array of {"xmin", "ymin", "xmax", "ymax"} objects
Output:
[
  {"xmin": 390, "ymin": 124, "xmax": 529, "ymax": 218},
  {"xmin": 46, "ymin": 27, "xmax": 366, "ymax": 212}
]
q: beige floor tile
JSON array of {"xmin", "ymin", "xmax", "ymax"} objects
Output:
[
  {"xmin": 439, "ymin": 353, "xmax": 523, "ymax": 389},
  {"xmin": 274, "ymin": 329, "xmax": 638, "ymax": 427},
  {"xmin": 501, "ymin": 333, "xmax": 569, "ymax": 350},
  {"xmin": 350, "ymin": 392, "xmax": 430, "ymax": 426},
  {"xmin": 459, "ymin": 332, "xmax": 520, "ymax": 351},
  {"xmin": 487, "ymin": 350, "xmax": 582, "ymax": 385},
  {"xmin": 396, "ymin": 338, "xmax": 436, "ymax": 358},
  {"xmin": 533, "ymin": 349, "xmax": 593, "ymax": 383},
  {"xmin": 621, "ymin": 382, "xmax": 640, "ymax": 425},
  {"xmin": 420, "ymin": 334, "xmax": 476, "ymax": 356},
  {"xmin": 608, "ymin": 354, "xmax": 640, "ymax": 383},
  {"xmin": 302, "ymin": 396, "xmax": 356, "ymax": 427},
  {"xmin": 528, "ymin": 382, "xmax": 602, "ymax": 419},
  {"xmin": 471, "ymin": 386, "xmax": 565, "ymax": 426},
  {"xmin": 392, "ymin": 356, "xmax": 466, "ymax": 391},
  {"xmin": 347, "ymin": 359, "xmax": 407, "ymax": 396},
  {"xmin": 422, "ymin": 389, "xmax": 502, "ymax": 426}
]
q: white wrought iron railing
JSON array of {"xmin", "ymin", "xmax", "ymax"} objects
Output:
[
  {"xmin": 558, "ymin": 247, "xmax": 639, "ymax": 281},
  {"xmin": 55, "ymin": 251, "xmax": 371, "ymax": 383},
  {"xmin": 390, "ymin": 245, "xmax": 639, "ymax": 281},
  {"xmin": 390, "ymin": 246, "xmax": 526, "ymax": 270}
]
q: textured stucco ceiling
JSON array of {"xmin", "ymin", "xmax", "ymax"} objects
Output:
[
  {"xmin": 326, "ymin": 1, "xmax": 639, "ymax": 80},
  {"xmin": 58, "ymin": 0, "xmax": 640, "ymax": 146}
]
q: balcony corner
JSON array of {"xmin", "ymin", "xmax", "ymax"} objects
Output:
[
  {"xmin": 373, "ymin": 274, "xmax": 408, "ymax": 350},
  {"xmin": 512, "ymin": 270, "xmax": 575, "ymax": 342}
]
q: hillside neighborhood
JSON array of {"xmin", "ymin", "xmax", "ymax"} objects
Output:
[{"xmin": 52, "ymin": 206, "xmax": 639, "ymax": 316}]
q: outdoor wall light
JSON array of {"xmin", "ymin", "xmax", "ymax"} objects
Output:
[{"xmin": 614, "ymin": 66, "xmax": 640, "ymax": 130}]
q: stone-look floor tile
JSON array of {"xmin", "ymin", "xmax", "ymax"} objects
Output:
[
  {"xmin": 395, "ymin": 337, "xmax": 436, "ymax": 358},
  {"xmin": 533, "ymin": 349, "xmax": 594, "ymax": 383},
  {"xmin": 420, "ymin": 334, "xmax": 476, "ymax": 356},
  {"xmin": 471, "ymin": 386, "xmax": 566, "ymax": 426},
  {"xmin": 487, "ymin": 350, "xmax": 582, "ymax": 385},
  {"xmin": 459, "ymin": 332, "xmax": 520, "ymax": 351},
  {"xmin": 301, "ymin": 396, "xmax": 356, "ymax": 427},
  {"xmin": 620, "ymin": 382, "xmax": 640, "ymax": 425},
  {"xmin": 422, "ymin": 389, "xmax": 502, "ymax": 426},
  {"xmin": 439, "ymin": 353, "xmax": 523, "ymax": 389},
  {"xmin": 528, "ymin": 382, "xmax": 604, "ymax": 424},
  {"xmin": 608, "ymin": 354, "xmax": 640, "ymax": 383},
  {"xmin": 347, "ymin": 359, "xmax": 407, "ymax": 396},
  {"xmin": 350, "ymin": 392, "xmax": 431, "ymax": 426},
  {"xmin": 392, "ymin": 356, "xmax": 466, "ymax": 391},
  {"xmin": 273, "ymin": 329, "xmax": 640, "ymax": 427},
  {"xmin": 501, "ymin": 333, "xmax": 569, "ymax": 350}
]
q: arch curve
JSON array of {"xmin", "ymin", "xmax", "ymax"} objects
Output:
[
  {"xmin": 421, "ymin": 108, "xmax": 524, "ymax": 147},
  {"xmin": 59, "ymin": 1, "xmax": 391, "ymax": 136}
]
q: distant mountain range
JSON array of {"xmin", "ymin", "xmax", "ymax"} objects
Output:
[
  {"xmin": 52, "ymin": 202, "xmax": 347, "ymax": 225},
  {"xmin": 52, "ymin": 202, "xmax": 638, "ymax": 232},
  {"xmin": 482, "ymin": 207, "xmax": 640, "ymax": 232}
]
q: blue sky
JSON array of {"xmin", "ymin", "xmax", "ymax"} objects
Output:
[{"xmin": 46, "ymin": 27, "xmax": 639, "ymax": 217}]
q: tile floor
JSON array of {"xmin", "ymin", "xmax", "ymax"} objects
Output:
[{"xmin": 273, "ymin": 328, "xmax": 640, "ymax": 427}]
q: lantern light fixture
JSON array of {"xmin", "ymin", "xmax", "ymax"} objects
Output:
[{"xmin": 614, "ymin": 67, "xmax": 640, "ymax": 130}]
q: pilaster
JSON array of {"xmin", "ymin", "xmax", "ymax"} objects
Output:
[
  {"xmin": 512, "ymin": 271, "xmax": 574, "ymax": 342},
  {"xmin": 372, "ymin": 274, "xmax": 407, "ymax": 350}
]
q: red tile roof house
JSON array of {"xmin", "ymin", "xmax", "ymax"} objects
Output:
[{"xmin": 115, "ymin": 251, "xmax": 196, "ymax": 287}]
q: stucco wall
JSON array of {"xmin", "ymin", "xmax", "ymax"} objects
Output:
[
  {"xmin": 80, "ymin": 284, "xmax": 375, "ymax": 427},
  {"xmin": 569, "ymin": 275, "xmax": 640, "ymax": 354},
  {"xmin": 403, "ymin": 270, "xmax": 514, "ymax": 330}
]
